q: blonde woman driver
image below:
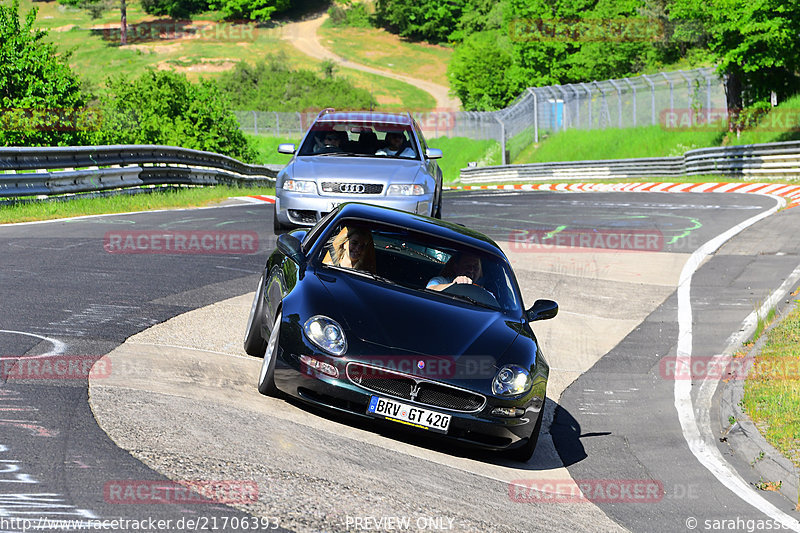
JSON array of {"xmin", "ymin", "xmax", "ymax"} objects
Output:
[{"xmin": 322, "ymin": 226, "xmax": 376, "ymax": 273}]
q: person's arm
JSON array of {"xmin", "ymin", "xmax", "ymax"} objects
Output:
[{"xmin": 426, "ymin": 275, "xmax": 472, "ymax": 291}]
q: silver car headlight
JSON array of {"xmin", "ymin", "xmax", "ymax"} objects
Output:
[
  {"xmin": 304, "ymin": 316, "xmax": 347, "ymax": 356},
  {"xmin": 283, "ymin": 179, "xmax": 317, "ymax": 193},
  {"xmin": 387, "ymin": 184, "xmax": 425, "ymax": 196},
  {"xmin": 492, "ymin": 365, "xmax": 532, "ymax": 396}
]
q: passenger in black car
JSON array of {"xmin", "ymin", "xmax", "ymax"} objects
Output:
[{"xmin": 322, "ymin": 226, "xmax": 376, "ymax": 273}]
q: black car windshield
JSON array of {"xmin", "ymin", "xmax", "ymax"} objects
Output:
[
  {"xmin": 315, "ymin": 221, "xmax": 522, "ymax": 313},
  {"xmin": 297, "ymin": 122, "xmax": 420, "ymax": 160}
]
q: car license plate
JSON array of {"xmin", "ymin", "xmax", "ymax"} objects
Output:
[
  {"xmin": 367, "ymin": 396, "xmax": 451, "ymax": 434},
  {"xmin": 328, "ymin": 202, "xmax": 341, "ymax": 211}
]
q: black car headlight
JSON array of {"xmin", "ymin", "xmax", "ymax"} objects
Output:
[
  {"xmin": 304, "ymin": 316, "xmax": 347, "ymax": 356},
  {"xmin": 492, "ymin": 365, "xmax": 532, "ymax": 396}
]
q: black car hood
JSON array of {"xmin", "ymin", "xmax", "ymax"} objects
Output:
[{"xmin": 315, "ymin": 270, "xmax": 520, "ymax": 365}]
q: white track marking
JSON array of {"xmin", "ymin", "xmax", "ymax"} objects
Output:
[
  {"xmin": 0, "ymin": 330, "xmax": 66, "ymax": 357},
  {"xmin": 674, "ymin": 194, "xmax": 800, "ymax": 530}
]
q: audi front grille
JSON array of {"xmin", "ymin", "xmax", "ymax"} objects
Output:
[{"xmin": 321, "ymin": 182, "xmax": 383, "ymax": 195}]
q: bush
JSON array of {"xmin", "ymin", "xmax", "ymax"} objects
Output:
[
  {"xmin": 140, "ymin": 0, "xmax": 209, "ymax": 19},
  {"xmin": 208, "ymin": 0, "xmax": 290, "ymax": 21},
  {"xmin": 328, "ymin": 1, "xmax": 372, "ymax": 28},
  {"xmin": 447, "ymin": 30, "xmax": 518, "ymax": 111},
  {"xmin": 96, "ymin": 70, "xmax": 254, "ymax": 162},
  {"xmin": 0, "ymin": 0, "xmax": 95, "ymax": 146},
  {"xmin": 217, "ymin": 58, "xmax": 377, "ymax": 111}
]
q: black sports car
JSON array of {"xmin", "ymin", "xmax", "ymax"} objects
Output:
[{"xmin": 243, "ymin": 203, "xmax": 557, "ymax": 461}]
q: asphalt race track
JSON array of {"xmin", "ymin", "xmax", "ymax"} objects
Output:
[{"xmin": 2, "ymin": 190, "xmax": 800, "ymax": 533}]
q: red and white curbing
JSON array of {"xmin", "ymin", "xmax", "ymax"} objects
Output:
[
  {"xmin": 234, "ymin": 195, "xmax": 276, "ymax": 204},
  {"xmin": 446, "ymin": 182, "xmax": 800, "ymax": 208}
]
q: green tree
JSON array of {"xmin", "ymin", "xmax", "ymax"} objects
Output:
[
  {"xmin": 208, "ymin": 0, "xmax": 290, "ymax": 21},
  {"xmin": 0, "ymin": 0, "xmax": 95, "ymax": 146},
  {"xmin": 670, "ymin": 0, "xmax": 800, "ymax": 130},
  {"xmin": 375, "ymin": 0, "xmax": 465, "ymax": 43},
  {"xmin": 140, "ymin": 0, "xmax": 209, "ymax": 19},
  {"xmin": 97, "ymin": 70, "xmax": 254, "ymax": 161},
  {"xmin": 447, "ymin": 30, "xmax": 517, "ymax": 110}
]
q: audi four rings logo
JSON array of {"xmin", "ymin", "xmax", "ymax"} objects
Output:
[{"xmin": 339, "ymin": 183, "xmax": 366, "ymax": 193}]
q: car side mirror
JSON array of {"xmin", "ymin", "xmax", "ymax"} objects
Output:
[
  {"xmin": 425, "ymin": 148, "xmax": 442, "ymax": 160},
  {"xmin": 277, "ymin": 233, "xmax": 305, "ymax": 269},
  {"xmin": 525, "ymin": 299, "xmax": 558, "ymax": 322},
  {"xmin": 278, "ymin": 143, "xmax": 296, "ymax": 155}
]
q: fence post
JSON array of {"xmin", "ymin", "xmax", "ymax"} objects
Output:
[
  {"xmin": 624, "ymin": 78, "xmax": 636, "ymax": 127},
  {"xmin": 496, "ymin": 116, "xmax": 507, "ymax": 165},
  {"xmin": 581, "ymin": 83, "xmax": 593, "ymax": 129},
  {"xmin": 528, "ymin": 88, "xmax": 539, "ymax": 143},
  {"xmin": 609, "ymin": 79, "xmax": 623, "ymax": 128},
  {"xmin": 252, "ymin": 110, "xmax": 258, "ymax": 135},
  {"xmin": 275, "ymin": 112, "xmax": 280, "ymax": 137},
  {"xmin": 661, "ymin": 72, "xmax": 674, "ymax": 114},
  {"xmin": 642, "ymin": 74, "xmax": 656, "ymax": 126}
]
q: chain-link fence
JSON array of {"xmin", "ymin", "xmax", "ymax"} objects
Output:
[{"xmin": 235, "ymin": 67, "xmax": 726, "ymax": 164}]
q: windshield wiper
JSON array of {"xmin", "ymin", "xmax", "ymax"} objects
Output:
[{"xmin": 432, "ymin": 290, "xmax": 498, "ymax": 310}]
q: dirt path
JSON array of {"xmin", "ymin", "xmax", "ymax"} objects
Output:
[{"xmin": 280, "ymin": 13, "xmax": 461, "ymax": 110}]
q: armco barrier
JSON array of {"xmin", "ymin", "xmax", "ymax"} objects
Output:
[
  {"xmin": 0, "ymin": 145, "xmax": 276, "ymax": 198},
  {"xmin": 460, "ymin": 140, "xmax": 800, "ymax": 183}
]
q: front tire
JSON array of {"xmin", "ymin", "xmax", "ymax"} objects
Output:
[
  {"xmin": 433, "ymin": 190, "xmax": 443, "ymax": 219},
  {"xmin": 257, "ymin": 310, "xmax": 282, "ymax": 396},
  {"xmin": 273, "ymin": 208, "xmax": 290, "ymax": 233},
  {"xmin": 507, "ymin": 407, "xmax": 544, "ymax": 462},
  {"xmin": 243, "ymin": 272, "xmax": 267, "ymax": 356}
]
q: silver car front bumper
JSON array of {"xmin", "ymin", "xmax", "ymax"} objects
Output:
[{"xmin": 276, "ymin": 192, "xmax": 433, "ymax": 227}]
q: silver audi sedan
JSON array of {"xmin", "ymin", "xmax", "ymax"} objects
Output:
[{"xmin": 273, "ymin": 110, "xmax": 444, "ymax": 231}]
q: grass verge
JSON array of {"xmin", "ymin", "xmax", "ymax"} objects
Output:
[
  {"xmin": 742, "ymin": 298, "xmax": 800, "ymax": 472},
  {"xmin": 513, "ymin": 125, "xmax": 726, "ymax": 164},
  {"xmin": 246, "ymin": 134, "xmax": 300, "ymax": 165},
  {"xmin": 0, "ymin": 185, "xmax": 274, "ymax": 224},
  {"xmin": 428, "ymin": 136, "xmax": 501, "ymax": 184}
]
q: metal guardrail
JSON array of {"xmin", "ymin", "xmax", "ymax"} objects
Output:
[
  {"xmin": 0, "ymin": 145, "xmax": 277, "ymax": 198},
  {"xmin": 460, "ymin": 141, "xmax": 800, "ymax": 182}
]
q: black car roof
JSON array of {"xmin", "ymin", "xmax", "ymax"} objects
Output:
[{"xmin": 333, "ymin": 203, "xmax": 505, "ymax": 258}]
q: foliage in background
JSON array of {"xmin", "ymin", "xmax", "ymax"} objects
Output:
[
  {"xmin": 139, "ymin": 0, "xmax": 209, "ymax": 18},
  {"xmin": 216, "ymin": 57, "xmax": 378, "ymax": 111},
  {"xmin": 670, "ymin": 0, "xmax": 800, "ymax": 129},
  {"xmin": 374, "ymin": 0, "xmax": 462, "ymax": 43},
  {"xmin": 57, "ymin": 0, "xmax": 130, "ymax": 44},
  {"xmin": 447, "ymin": 29, "xmax": 516, "ymax": 111},
  {"xmin": 207, "ymin": 0, "xmax": 289, "ymax": 21},
  {"xmin": 727, "ymin": 94, "xmax": 800, "ymax": 145},
  {"xmin": 96, "ymin": 70, "xmax": 255, "ymax": 161},
  {"xmin": 0, "ymin": 0, "xmax": 95, "ymax": 146},
  {"xmin": 328, "ymin": 0, "xmax": 372, "ymax": 27}
]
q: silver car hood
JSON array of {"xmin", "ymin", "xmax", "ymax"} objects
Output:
[{"xmin": 290, "ymin": 156, "xmax": 423, "ymax": 182}]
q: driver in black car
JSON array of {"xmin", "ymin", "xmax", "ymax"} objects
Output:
[{"xmin": 426, "ymin": 252, "xmax": 483, "ymax": 291}]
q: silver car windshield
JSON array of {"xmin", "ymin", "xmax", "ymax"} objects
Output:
[
  {"xmin": 298, "ymin": 123, "xmax": 420, "ymax": 160},
  {"xmin": 316, "ymin": 221, "xmax": 521, "ymax": 313}
]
